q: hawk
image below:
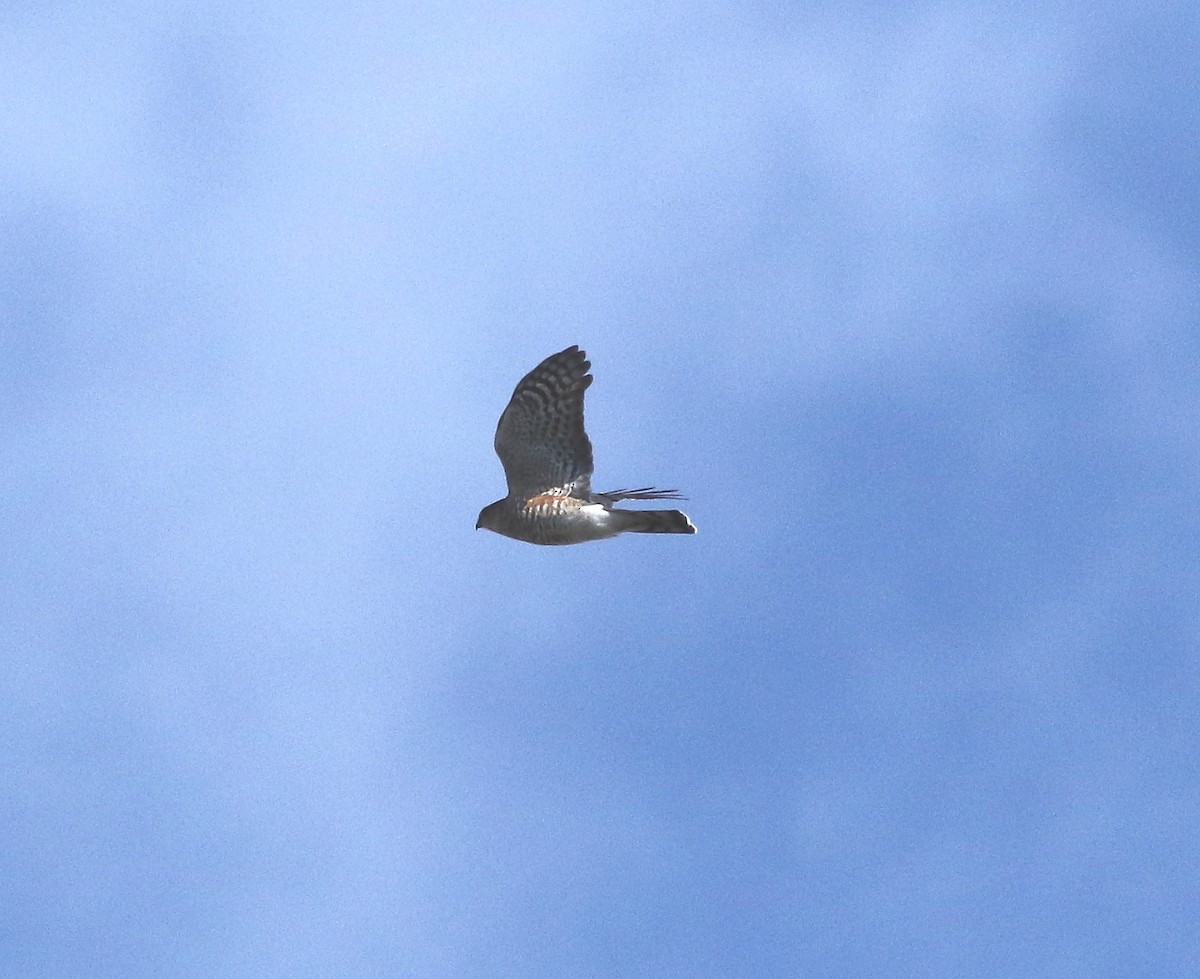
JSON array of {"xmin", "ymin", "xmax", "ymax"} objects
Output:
[{"xmin": 476, "ymin": 345, "xmax": 697, "ymax": 545}]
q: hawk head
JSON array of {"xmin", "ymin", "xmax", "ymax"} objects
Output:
[{"xmin": 476, "ymin": 500, "xmax": 505, "ymax": 533}]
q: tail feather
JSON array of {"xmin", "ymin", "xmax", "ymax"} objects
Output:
[{"xmin": 617, "ymin": 509, "xmax": 696, "ymax": 535}]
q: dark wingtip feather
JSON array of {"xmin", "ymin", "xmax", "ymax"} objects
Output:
[{"xmin": 600, "ymin": 487, "xmax": 688, "ymax": 501}]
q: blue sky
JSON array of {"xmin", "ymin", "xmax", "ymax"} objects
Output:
[{"xmin": 3, "ymin": 3, "xmax": 1198, "ymax": 976}]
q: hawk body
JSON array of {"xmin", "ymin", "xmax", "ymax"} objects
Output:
[{"xmin": 477, "ymin": 346, "xmax": 696, "ymax": 545}]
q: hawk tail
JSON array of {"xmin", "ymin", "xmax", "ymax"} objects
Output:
[{"xmin": 617, "ymin": 509, "xmax": 696, "ymax": 535}]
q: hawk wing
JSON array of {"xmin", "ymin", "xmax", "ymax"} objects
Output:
[{"xmin": 494, "ymin": 345, "xmax": 594, "ymax": 497}]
